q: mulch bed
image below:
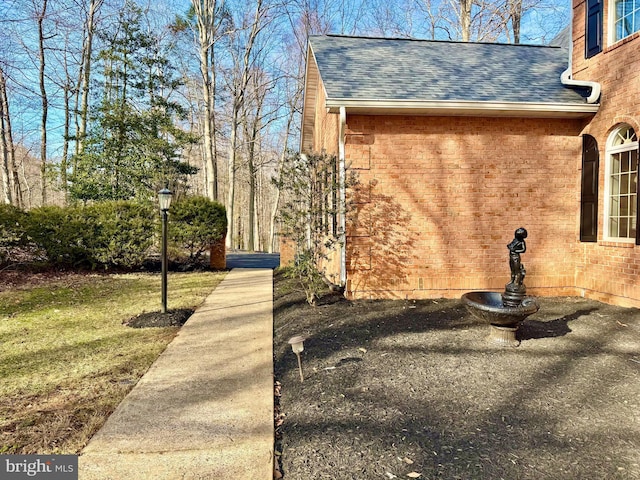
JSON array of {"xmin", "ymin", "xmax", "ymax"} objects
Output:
[
  {"xmin": 124, "ymin": 309, "xmax": 194, "ymax": 328},
  {"xmin": 273, "ymin": 271, "xmax": 640, "ymax": 479}
]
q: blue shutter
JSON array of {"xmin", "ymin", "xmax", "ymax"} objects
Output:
[
  {"xmin": 580, "ymin": 135, "xmax": 599, "ymax": 242},
  {"xmin": 586, "ymin": 0, "xmax": 603, "ymax": 58}
]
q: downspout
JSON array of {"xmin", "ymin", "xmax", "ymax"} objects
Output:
[
  {"xmin": 560, "ymin": 21, "xmax": 601, "ymax": 104},
  {"xmin": 561, "ymin": 67, "xmax": 601, "ymax": 104},
  {"xmin": 338, "ymin": 106, "xmax": 347, "ymax": 288}
]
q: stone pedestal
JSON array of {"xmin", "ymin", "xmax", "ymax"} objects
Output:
[{"xmin": 488, "ymin": 324, "xmax": 520, "ymax": 347}]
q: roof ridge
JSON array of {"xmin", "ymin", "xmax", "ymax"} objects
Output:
[{"xmin": 311, "ymin": 33, "xmax": 561, "ymax": 49}]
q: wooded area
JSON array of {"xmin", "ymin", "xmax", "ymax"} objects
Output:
[{"xmin": 0, "ymin": 0, "xmax": 567, "ymax": 252}]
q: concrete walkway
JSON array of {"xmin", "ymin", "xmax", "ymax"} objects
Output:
[{"xmin": 79, "ymin": 269, "xmax": 274, "ymax": 480}]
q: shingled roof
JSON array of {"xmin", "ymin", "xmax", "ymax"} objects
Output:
[{"xmin": 301, "ymin": 34, "xmax": 599, "ymax": 151}]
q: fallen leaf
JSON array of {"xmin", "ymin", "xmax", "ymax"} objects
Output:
[
  {"xmin": 385, "ymin": 472, "xmax": 397, "ymax": 479},
  {"xmin": 402, "ymin": 457, "xmax": 414, "ymax": 464},
  {"xmin": 358, "ymin": 347, "xmax": 367, "ymax": 353},
  {"xmin": 407, "ymin": 473, "xmax": 421, "ymax": 478}
]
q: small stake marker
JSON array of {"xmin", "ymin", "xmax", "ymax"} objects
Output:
[{"xmin": 288, "ymin": 336, "xmax": 306, "ymax": 382}]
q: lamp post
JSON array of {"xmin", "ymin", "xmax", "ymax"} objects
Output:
[{"xmin": 158, "ymin": 187, "xmax": 172, "ymax": 314}]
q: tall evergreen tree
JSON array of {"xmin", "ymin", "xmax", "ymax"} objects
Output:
[{"xmin": 70, "ymin": 1, "xmax": 197, "ymax": 202}]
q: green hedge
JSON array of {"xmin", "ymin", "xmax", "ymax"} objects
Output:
[
  {"xmin": 0, "ymin": 204, "xmax": 27, "ymax": 265},
  {"xmin": 168, "ymin": 196, "xmax": 227, "ymax": 263},
  {"xmin": 83, "ymin": 201, "xmax": 156, "ymax": 268},
  {"xmin": 1, "ymin": 197, "xmax": 226, "ymax": 269},
  {"xmin": 23, "ymin": 205, "xmax": 89, "ymax": 267}
]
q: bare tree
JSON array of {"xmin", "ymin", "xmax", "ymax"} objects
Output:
[
  {"xmin": 460, "ymin": 0, "xmax": 472, "ymax": 41},
  {"xmin": 507, "ymin": 0, "xmax": 523, "ymax": 43},
  {"xmin": 0, "ymin": 67, "xmax": 12, "ymax": 205},
  {"xmin": 191, "ymin": 0, "xmax": 230, "ymax": 201},
  {"xmin": 34, "ymin": 0, "xmax": 50, "ymax": 205},
  {"xmin": 225, "ymin": 0, "xmax": 269, "ymax": 249},
  {"xmin": 77, "ymin": 0, "xmax": 103, "ymax": 154}
]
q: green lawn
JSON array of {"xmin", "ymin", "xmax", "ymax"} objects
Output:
[{"xmin": 0, "ymin": 271, "xmax": 225, "ymax": 454}]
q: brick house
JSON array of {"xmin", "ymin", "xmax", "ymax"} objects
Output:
[{"xmin": 295, "ymin": 0, "xmax": 640, "ymax": 307}]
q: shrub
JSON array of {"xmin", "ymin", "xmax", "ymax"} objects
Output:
[
  {"xmin": 0, "ymin": 204, "xmax": 27, "ymax": 265},
  {"xmin": 168, "ymin": 196, "xmax": 227, "ymax": 263},
  {"xmin": 275, "ymin": 151, "xmax": 348, "ymax": 304},
  {"xmin": 83, "ymin": 201, "xmax": 155, "ymax": 268},
  {"xmin": 24, "ymin": 205, "xmax": 90, "ymax": 267},
  {"xmin": 21, "ymin": 201, "xmax": 155, "ymax": 269}
]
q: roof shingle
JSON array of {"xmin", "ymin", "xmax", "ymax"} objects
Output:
[{"xmin": 309, "ymin": 35, "xmax": 587, "ymax": 105}]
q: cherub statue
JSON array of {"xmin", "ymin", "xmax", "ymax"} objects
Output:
[{"xmin": 507, "ymin": 227, "xmax": 527, "ymax": 287}]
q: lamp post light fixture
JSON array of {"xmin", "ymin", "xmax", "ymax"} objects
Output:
[
  {"xmin": 158, "ymin": 187, "xmax": 172, "ymax": 314},
  {"xmin": 288, "ymin": 335, "xmax": 306, "ymax": 382}
]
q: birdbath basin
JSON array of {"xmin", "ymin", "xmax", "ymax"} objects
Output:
[{"xmin": 462, "ymin": 291, "xmax": 539, "ymax": 346}]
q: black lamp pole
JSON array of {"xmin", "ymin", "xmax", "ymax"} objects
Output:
[{"xmin": 158, "ymin": 187, "xmax": 172, "ymax": 314}]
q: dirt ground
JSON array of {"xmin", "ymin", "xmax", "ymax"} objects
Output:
[{"xmin": 273, "ymin": 271, "xmax": 640, "ymax": 480}]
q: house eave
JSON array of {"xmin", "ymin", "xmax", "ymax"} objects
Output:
[
  {"xmin": 300, "ymin": 44, "xmax": 320, "ymax": 153},
  {"xmin": 325, "ymin": 99, "xmax": 599, "ymax": 118}
]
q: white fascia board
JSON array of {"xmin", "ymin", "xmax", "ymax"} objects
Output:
[{"xmin": 325, "ymin": 98, "xmax": 599, "ymax": 118}]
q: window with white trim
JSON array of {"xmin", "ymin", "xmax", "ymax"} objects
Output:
[
  {"xmin": 605, "ymin": 125, "xmax": 638, "ymax": 241},
  {"xmin": 613, "ymin": 0, "xmax": 640, "ymax": 41}
]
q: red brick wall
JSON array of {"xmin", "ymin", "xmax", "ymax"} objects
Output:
[
  {"xmin": 279, "ymin": 237, "xmax": 295, "ymax": 266},
  {"xmin": 303, "ymin": 4, "xmax": 640, "ymax": 306},
  {"xmin": 343, "ymin": 115, "xmax": 586, "ymax": 300},
  {"xmin": 209, "ymin": 236, "xmax": 226, "ymax": 270},
  {"xmin": 572, "ymin": 0, "xmax": 640, "ymax": 307}
]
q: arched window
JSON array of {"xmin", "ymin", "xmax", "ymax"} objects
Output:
[{"xmin": 605, "ymin": 125, "xmax": 639, "ymax": 242}]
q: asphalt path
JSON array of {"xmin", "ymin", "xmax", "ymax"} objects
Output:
[{"xmin": 225, "ymin": 251, "xmax": 280, "ymax": 269}]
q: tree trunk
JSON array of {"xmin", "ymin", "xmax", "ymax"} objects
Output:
[
  {"xmin": 509, "ymin": 0, "xmax": 523, "ymax": 43},
  {"xmin": 0, "ymin": 69, "xmax": 20, "ymax": 207},
  {"xmin": 199, "ymin": 40, "xmax": 217, "ymax": 200},
  {"xmin": 246, "ymin": 122, "xmax": 257, "ymax": 252},
  {"xmin": 193, "ymin": 0, "xmax": 223, "ymax": 201},
  {"xmin": 460, "ymin": 0, "xmax": 472, "ymax": 41},
  {"xmin": 78, "ymin": 0, "xmax": 101, "ymax": 154},
  {"xmin": 226, "ymin": 103, "xmax": 238, "ymax": 249},
  {"xmin": 37, "ymin": 0, "xmax": 48, "ymax": 205},
  {"xmin": 61, "ymin": 84, "xmax": 70, "ymax": 203},
  {"xmin": 210, "ymin": 46, "xmax": 219, "ymax": 201},
  {"xmin": 0, "ymin": 87, "xmax": 10, "ymax": 205}
]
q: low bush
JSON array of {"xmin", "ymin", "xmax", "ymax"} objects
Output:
[
  {"xmin": 3, "ymin": 196, "xmax": 224, "ymax": 270},
  {"xmin": 168, "ymin": 196, "xmax": 227, "ymax": 264},
  {"xmin": 24, "ymin": 206, "xmax": 90, "ymax": 267},
  {"xmin": 83, "ymin": 201, "xmax": 155, "ymax": 268},
  {"xmin": 0, "ymin": 204, "xmax": 27, "ymax": 265}
]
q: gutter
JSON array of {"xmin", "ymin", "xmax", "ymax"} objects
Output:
[
  {"xmin": 338, "ymin": 106, "xmax": 347, "ymax": 287},
  {"xmin": 325, "ymin": 99, "xmax": 599, "ymax": 116},
  {"xmin": 561, "ymin": 68, "xmax": 601, "ymax": 104}
]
